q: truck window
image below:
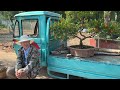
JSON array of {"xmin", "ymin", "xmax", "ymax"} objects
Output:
[
  {"xmin": 49, "ymin": 19, "xmax": 59, "ymax": 40},
  {"xmin": 14, "ymin": 20, "xmax": 20, "ymax": 37},
  {"xmin": 22, "ymin": 19, "xmax": 39, "ymax": 37}
]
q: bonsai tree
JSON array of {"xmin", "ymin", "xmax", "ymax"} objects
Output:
[
  {"xmin": 50, "ymin": 11, "xmax": 120, "ymax": 49},
  {"xmin": 50, "ymin": 11, "xmax": 99, "ymax": 49}
]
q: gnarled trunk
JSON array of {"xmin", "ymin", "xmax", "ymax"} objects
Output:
[{"xmin": 79, "ymin": 39, "xmax": 83, "ymax": 49}]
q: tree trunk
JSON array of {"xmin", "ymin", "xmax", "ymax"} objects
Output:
[
  {"xmin": 104, "ymin": 11, "xmax": 111, "ymax": 27},
  {"xmin": 79, "ymin": 39, "xmax": 83, "ymax": 49}
]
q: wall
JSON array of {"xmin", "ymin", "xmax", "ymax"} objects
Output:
[{"xmin": 90, "ymin": 38, "xmax": 120, "ymax": 49}]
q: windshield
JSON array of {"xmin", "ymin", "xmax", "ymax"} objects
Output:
[{"xmin": 22, "ymin": 19, "xmax": 39, "ymax": 38}]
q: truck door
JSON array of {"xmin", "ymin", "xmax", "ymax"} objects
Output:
[
  {"xmin": 13, "ymin": 19, "xmax": 41, "ymax": 65},
  {"xmin": 13, "ymin": 20, "xmax": 21, "ymax": 55},
  {"xmin": 46, "ymin": 17, "xmax": 60, "ymax": 55},
  {"xmin": 46, "ymin": 17, "xmax": 67, "ymax": 57}
]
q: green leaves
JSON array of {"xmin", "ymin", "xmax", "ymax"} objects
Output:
[
  {"xmin": 50, "ymin": 18, "xmax": 79, "ymax": 40},
  {"xmin": 50, "ymin": 11, "xmax": 120, "ymax": 49}
]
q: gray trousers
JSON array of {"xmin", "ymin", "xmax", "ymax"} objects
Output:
[{"xmin": 6, "ymin": 67, "xmax": 28, "ymax": 79}]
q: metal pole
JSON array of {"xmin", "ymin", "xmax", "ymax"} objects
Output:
[{"xmin": 98, "ymin": 34, "xmax": 100, "ymax": 48}]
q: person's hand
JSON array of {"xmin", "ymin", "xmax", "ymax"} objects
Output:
[
  {"xmin": 15, "ymin": 70, "xmax": 20, "ymax": 78},
  {"xmin": 15, "ymin": 69, "xmax": 26, "ymax": 78}
]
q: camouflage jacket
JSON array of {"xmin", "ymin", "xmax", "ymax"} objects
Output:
[{"xmin": 15, "ymin": 45, "xmax": 41, "ymax": 78}]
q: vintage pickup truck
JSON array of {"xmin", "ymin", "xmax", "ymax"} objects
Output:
[{"xmin": 12, "ymin": 11, "xmax": 120, "ymax": 79}]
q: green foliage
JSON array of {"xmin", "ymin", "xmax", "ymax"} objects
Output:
[
  {"xmin": 100, "ymin": 21, "xmax": 120, "ymax": 39},
  {"xmin": 50, "ymin": 11, "xmax": 120, "ymax": 49},
  {"xmin": 0, "ymin": 24, "xmax": 6, "ymax": 29},
  {"xmin": 0, "ymin": 11, "xmax": 24, "ymax": 30},
  {"xmin": 0, "ymin": 11, "xmax": 23, "ymax": 20},
  {"xmin": 53, "ymin": 11, "xmax": 66, "ymax": 18},
  {"xmin": 87, "ymin": 19, "xmax": 104, "ymax": 33},
  {"xmin": 50, "ymin": 18, "xmax": 80, "ymax": 40},
  {"xmin": 50, "ymin": 11, "xmax": 99, "ymax": 48}
]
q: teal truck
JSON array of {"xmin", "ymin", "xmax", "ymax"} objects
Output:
[{"xmin": 12, "ymin": 11, "xmax": 120, "ymax": 79}]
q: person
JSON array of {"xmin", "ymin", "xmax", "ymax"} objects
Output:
[{"xmin": 6, "ymin": 35, "xmax": 41, "ymax": 79}]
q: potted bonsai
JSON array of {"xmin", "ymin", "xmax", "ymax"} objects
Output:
[
  {"xmin": 50, "ymin": 11, "xmax": 120, "ymax": 57},
  {"xmin": 50, "ymin": 11, "xmax": 99, "ymax": 57}
]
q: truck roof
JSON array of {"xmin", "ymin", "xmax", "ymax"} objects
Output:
[{"xmin": 14, "ymin": 11, "xmax": 61, "ymax": 17}]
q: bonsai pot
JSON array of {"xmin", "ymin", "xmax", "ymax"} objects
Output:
[{"xmin": 69, "ymin": 45, "xmax": 95, "ymax": 58}]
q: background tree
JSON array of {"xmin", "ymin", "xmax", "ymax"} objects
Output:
[
  {"xmin": 53, "ymin": 11, "xmax": 65, "ymax": 18},
  {"xmin": 0, "ymin": 11, "xmax": 24, "ymax": 30}
]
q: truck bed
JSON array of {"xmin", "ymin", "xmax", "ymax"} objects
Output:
[
  {"xmin": 50, "ymin": 46, "xmax": 120, "ymax": 65},
  {"xmin": 48, "ymin": 50, "xmax": 120, "ymax": 79},
  {"xmin": 50, "ymin": 53, "xmax": 120, "ymax": 65}
]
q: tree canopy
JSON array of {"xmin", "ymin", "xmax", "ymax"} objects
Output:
[{"xmin": 0, "ymin": 11, "xmax": 23, "ymax": 20}]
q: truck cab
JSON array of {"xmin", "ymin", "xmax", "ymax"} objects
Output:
[{"xmin": 13, "ymin": 11, "xmax": 65, "ymax": 67}]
